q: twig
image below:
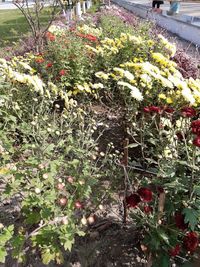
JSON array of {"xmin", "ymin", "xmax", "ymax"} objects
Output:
[
  {"xmin": 158, "ymin": 192, "xmax": 165, "ymax": 221},
  {"xmin": 122, "ymin": 138, "xmax": 129, "ymax": 224},
  {"xmin": 115, "ymin": 159, "xmax": 158, "ymax": 176}
]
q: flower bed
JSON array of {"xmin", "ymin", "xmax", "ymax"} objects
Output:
[{"xmin": 0, "ymin": 3, "xmax": 200, "ymax": 267}]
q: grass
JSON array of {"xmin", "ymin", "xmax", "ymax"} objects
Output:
[{"xmin": 0, "ymin": 8, "xmax": 54, "ymax": 47}]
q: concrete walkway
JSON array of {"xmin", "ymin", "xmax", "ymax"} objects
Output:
[
  {"xmin": 0, "ymin": 1, "xmax": 34, "ymax": 9},
  {"xmin": 129, "ymin": 0, "xmax": 200, "ymax": 17},
  {"xmin": 113, "ymin": 0, "xmax": 200, "ymax": 45}
]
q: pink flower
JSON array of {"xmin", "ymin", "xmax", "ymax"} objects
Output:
[{"xmin": 137, "ymin": 187, "xmax": 153, "ymax": 202}]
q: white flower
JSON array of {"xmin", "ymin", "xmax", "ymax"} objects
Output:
[
  {"xmin": 35, "ymin": 188, "xmax": 41, "ymax": 194},
  {"xmin": 113, "ymin": 67, "xmax": 124, "ymax": 75},
  {"xmin": 91, "ymin": 83, "xmax": 104, "ymax": 89},
  {"xmin": 95, "ymin": 71, "xmax": 109, "ymax": 80},
  {"xmin": 140, "ymin": 73, "xmax": 152, "ymax": 83},
  {"xmin": 124, "ymin": 70, "xmax": 134, "ymax": 81},
  {"xmin": 182, "ymin": 87, "xmax": 195, "ymax": 105},
  {"xmin": 118, "ymin": 81, "xmax": 143, "ymax": 101}
]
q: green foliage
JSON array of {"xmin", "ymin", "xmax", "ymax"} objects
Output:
[
  {"xmin": 99, "ymin": 14, "xmax": 133, "ymax": 39},
  {"xmin": 0, "ymin": 225, "xmax": 14, "ymax": 263},
  {"xmin": 43, "ymin": 32, "xmax": 93, "ymax": 90},
  {"xmin": 0, "ymin": 8, "xmax": 51, "ymax": 47},
  {"xmin": 0, "ymin": 64, "xmax": 117, "ymax": 264},
  {"xmin": 0, "ymin": 7, "xmax": 200, "ymax": 267},
  {"xmin": 183, "ymin": 208, "xmax": 200, "ymax": 230}
]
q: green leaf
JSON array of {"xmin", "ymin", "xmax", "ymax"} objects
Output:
[
  {"xmin": 183, "ymin": 208, "xmax": 199, "ymax": 230},
  {"xmin": 63, "ymin": 239, "xmax": 74, "ymax": 251},
  {"xmin": 44, "ymin": 144, "xmax": 55, "ymax": 154},
  {"xmin": 76, "ymin": 230, "xmax": 85, "ymax": 237},
  {"xmin": 0, "ymin": 225, "xmax": 14, "ymax": 245},
  {"xmin": 40, "ymin": 208, "xmax": 52, "ymax": 220},
  {"xmin": 194, "ymin": 186, "xmax": 200, "ymax": 196},
  {"xmin": 160, "ymin": 254, "xmax": 170, "ymax": 267},
  {"xmin": 25, "ymin": 211, "xmax": 41, "ymax": 225},
  {"xmin": 69, "ymin": 159, "xmax": 80, "ymax": 168},
  {"xmin": 152, "ymin": 254, "xmax": 170, "ymax": 267},
  {"xmin": 181, "ymin": 262, "xmax": 192, "ymax": 267},
  {"xmin": 157, "ymin": 229, "xmax": 169, "ymax": 245},
  {"xmin": 0, "ymin": 248, "xmax": 7, "ymax": 263},
  {"xmin": 41, "ymin": 249, "xmax": 55, "ymax": 265}
]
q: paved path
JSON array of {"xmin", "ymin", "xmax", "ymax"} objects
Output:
[
  {"xmin": 0, "ymin": 1, "xmax": 35, "ymax": 9},
  {"xmin": 0, "ymin": 0, "xmax": 46, "ymax": 9},
  {"xmin": 1, "ymin": 0, "xmax": 200, "ymax": 17},
  {"xmin": 128, "ymin": 0, "xmax": 200, "ymax": 17}
]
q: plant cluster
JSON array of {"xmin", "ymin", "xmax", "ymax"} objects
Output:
[
  {"xmin": 0, "ymin": 57, "xmax": 118, "ymax": 265},
  {"xmin": 0, "ymin": 5, "xmax": 200, "ymax": 267}
]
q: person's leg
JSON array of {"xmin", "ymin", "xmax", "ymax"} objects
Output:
[
  {"xmin": 167, "ymin": 1, "xmax": 180, "ymax": 15},
  {"xmin": 174, "ymin": 2, "xmax": 180, "ymax": 13},
  {"xmin": 152, "ymin": 1, "xmax": 157, "ymax": 11},
  {"xmin": 156, "ymin": 2, "xmax": 162, "ymax": 13}
]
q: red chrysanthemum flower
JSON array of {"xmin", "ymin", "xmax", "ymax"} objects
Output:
[
  {"xmin": 137, "ymin": 187, "xmax": 153, "ymax": 202},
  {"xmin": 169, "ymin": 244, "xmax": 181, "ymax": 257},
  {"xmin": 125, "ymin": 193, "xmax": 141, "ymax": 208},
  {"xmin": 85, "ymin": 34, "xmax": 97, "ymax": 42},
  {"xmin": 76, "ymin": 32, "xmax": 85, "ymax": 38},
  {"xmin": 59, "ymin": 69, "xmax": 66, "ymax": 76},
  {"xmin": 143, "ymin": 205, "xmax": 153, "ymax": 214},
  {"xmin": 36, "ymin": 52, "xmax": 43, "ymax": 57},
  {"xmin": 46, "ymin": 31, "xmax": 56, "ymax": 41},
  {"xmin": 191, "ymin": 120, "xmax": 200, "ymax": 135},
  {"xmin": 46, "ymin": 62, "xmax": 53, "ymax": 68},
  {"xmin": 193, "ymin": 136, "xmax": 200, "ymax": 147},
  {"xmin": 164, "ymin": 107, "xmax": 174, "ymax": 113},
  {"xmin": 143, "ymin": 107, "xmax": 150, "ymax": 113},
  {"xmin": 181, "ymin": 107, "xmax": 196, "ymax": 117},
  {"xmin": 35, "ymin": 57, "xmax": 44, "ymax": 64},
  {"xmin": 184, "ymin": 232, "xmax": 199, "ymax": 253},
  {"xmin": 49, "ymin": 35, "xmax": 56, "ymax": 41},
  {"xmin": 149, "ymin": 106, "xmax": 161, "ymax": 113},
  {"xmin": 192, "ymin": 127, "xmax": 200, "ymax": 135},
  {"xmin": 191, "ymin": 120, "xmax": 200, "ymax": 128},
  {"xmin": 175, "ymin": 212, "xmax": 188, "ymax": 231}
]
